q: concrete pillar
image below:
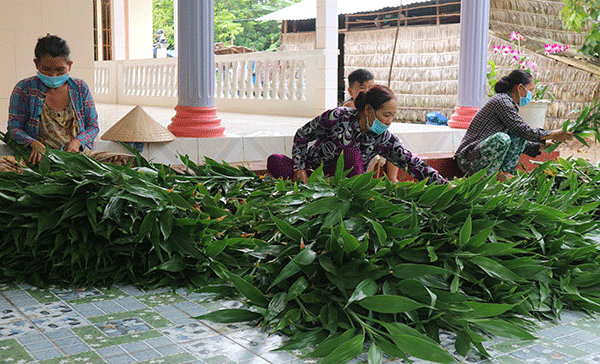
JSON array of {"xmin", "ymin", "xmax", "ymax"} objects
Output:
[
  {"xmin": 168, "ymin": 0, "xmax": 224, "ymax": 137},
  {"xmin": 448, "ymin": 0, "xmax": 490, "ymax": 129},
  {"xmin": 127, "ymin": 0, "xmax": 153, "ymax": 60},
  {"xmin": 173, "ymin": 0, "xmax": 178, "ymax": 56},
  {"xmin": 111, "ymin": 0, "xmax": 126, "ymax": 60},
  {"xmin": 314, "ymin": 0, "xmax": 338, "ymax": 115}
]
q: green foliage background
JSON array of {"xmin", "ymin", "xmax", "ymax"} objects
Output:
[
  {"xmin": 561, "ymin": 0, "xmax": 600, "ymax": 57},
  {"xmin": 153, "ymin": 0, "xmax": 302, "ymax": 52}
]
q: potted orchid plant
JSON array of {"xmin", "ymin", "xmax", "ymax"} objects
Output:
[{"xmin": 487, "ymin": 31, "xmax": 568, "ymax": 128}]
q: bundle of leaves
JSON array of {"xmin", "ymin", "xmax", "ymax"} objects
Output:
[
  {"xmin": 545, "ymin": 100, "xmax": 600, "ymax": 153},
  {"xmin": 2, "ymin": 140, "xmax": 600, "ymax": 363},
  {"xmin": 0, "ymin": 136, "xmax": 269, "ymax": 288},
  {"xmin": 198, "ymin": 157, "xmax": 600, "ymax": 363}
]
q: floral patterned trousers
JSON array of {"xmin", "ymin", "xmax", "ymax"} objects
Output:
[{"xmin": 457, "ymin": 132, "xmax": 526, "ymax": 177}]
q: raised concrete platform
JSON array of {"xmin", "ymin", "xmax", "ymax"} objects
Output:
[{"xmin": 0, "ymin": 103, "xmax": 467, "ymax": 166}]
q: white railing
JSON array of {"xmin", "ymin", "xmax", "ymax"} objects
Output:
[{"xmin": 94, "ymin": 50, "xmax": 322, "ymax": 117}]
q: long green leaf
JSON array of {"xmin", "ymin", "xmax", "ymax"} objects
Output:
[
  {"xmin": 195, "ymin": 309, "xmax": 262, "ymax": 323},
  {"xmin": 227, "ymin": 272, "xmax": 269, "ymax": 308},
  {"xmin": 358, "ymin": 295, "xmax": 428, "ymax": 313}
]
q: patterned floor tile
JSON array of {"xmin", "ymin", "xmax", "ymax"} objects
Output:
[
  {"xmin": 25, "ymin": 287, "xmax": 60, "ymax": 304},
  {"xmin": 136, "ymin": 292, "xmax": 187, "ymax": 307},
  {"xmin": 160, "ymin": 322, "xmax": 217, "ymax": 342},
  {"xmin": 0, "ymin": 296, "xmax": 13, "ymax": 310},
  {"xmin": 104, "ymin": 353, "xmax": 138, "ymax": 364},
  {"xmin": 115, "ymin": 285, "xmax": 146, "ymax": 297},
  {"xmin": 509, "ymin": 343, "xmax": 574, "ymax": 363},
  {"xmin": 5, "ymin": 282, "xmax": 600, "ymax": 364},
  {"xmin": 16, "ymin": 331, "xmax": 47, "ymax": 345},
  {"xmin": 136, "ymin": 352, "xmax": 196, "ymax": 364},
  {"xmin": 155, "ymin": 344, "xmax": 186, "ymax": 356},
  {"xmin": 142, "ymin": 335, "xmax": 174, "ymax": 349},
  {"xmin": 40, "ymin": 350, "xmax": 102, "ymax": 364},
  {"xmin": 52, "ymin": 287, "xmax": 105, "ymax": 301},
  {"xmin": 225, "ymin": 327, "xmax": 298, "ymax": 362},
  {"xmin": 0, "ymin": 282, "xmax": 19, "ymax": 291},
  {"xmin": 30, "ymin": 347, "xmax": 63, "ymax": 361},
  {"xmin": 3, "ymin": 289, "xmax": 39, "ymax": 307},
  {"xmin": 579, "ymin": 354, "xmax": 600, "ymax": 363},
  {"xmin": 129, "ymin": 348, "xmax": 161, "ymax": 361},
  {"xmin": 97, "ymin": 344, "xmax": 129, "ymax": 358},
  {"xmin": 203, "ymin": 355, "xmax": 237, "ymax": 364},
  {"xmin": 172, "ymin": 301, "xmax": 208, "ymax": 317},
  {"xmin": 0, "ymin": 307, "xmax": 36, "ymax": 338},
  {"xmin": 195, "ymin": 320, "xmax": 255, "ymax": 336},
  {"xmin": 88, "ymin": 309, "xmax": 171, "ymax": 329},
  {"xmin": 96, "ymin": 317, "xmax": 153, "ymax": 338},
  {"xmin": 21, "ymin": 302, "xmax": 88, "ymax": 332},
  {"xmin": 490, "ymin": 338, "xmax": 537, "ymax": 354},
  {"xmin": 0, "ymin": 338, "xmax": 36, "ymax": 363},
  {"xmin": 113, "ymin": 297, "xmax": 148, "ymax": 311},
  {"xmin": 182, "ymin": 334, "xmax": 258, "ymax": 362},
  {"xmin": 94, "ymin": 300, "xmax": 129, "ymax": 315},
  {"xmin": 70, "ymin": 302, "xmax": 106, "ymax": 318},
  {"xmin": 73, "ymin": 324, "xmax": 162, "ymax": 349}
]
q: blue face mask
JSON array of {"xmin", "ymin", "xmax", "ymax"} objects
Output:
[
  {"xmin": 37, "ymin": 72, "xmax": 69, "ymax": 88},
  {"xmin": 367, "ymin": 113, "xmax": 389, "ymax": 134},
  {"xmin": 519, "ymin": 85, "xmax": 532, "ymax": 107}
]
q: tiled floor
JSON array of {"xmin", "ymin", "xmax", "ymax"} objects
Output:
[{"xmin": 3, "ymin": 282, "xmax": 600, "ymax": 364}]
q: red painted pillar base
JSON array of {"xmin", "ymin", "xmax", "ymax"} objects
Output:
[
  {"xmin": 168, "ymin": 105, "xmax": 225, "ymax": 137},
  {"xmin": 448, "ymin": 106, "xmax": 479, "ymax": 129}
]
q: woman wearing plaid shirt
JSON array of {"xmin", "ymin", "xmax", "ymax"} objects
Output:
[
  {"xmin": 455, "ymin": 70, "xmax": 572, "ymax": 180},
  {"xmin": 8, "ymin": 34, "xmax": 99, "ymax": 165}
]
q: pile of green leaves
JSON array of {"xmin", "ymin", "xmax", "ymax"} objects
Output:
[
  {"xmin": 545, "ymin": 100, "xmax": 600, "ymax": 153},
  {"xmin": 198, "ymin": 158, "xmax": 600, "ymax": 363},
  {"xmin": 0, "ymin": 136, "xmax": 269, "ymax": 288},
  {"xmin": 2, "ymin": 140, "xmax": 600, "ymax": 363}
]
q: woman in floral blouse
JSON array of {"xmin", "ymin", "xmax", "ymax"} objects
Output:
[{"xmin": 267, "ymin": 84, "xmax": 447, "ymax": 184}]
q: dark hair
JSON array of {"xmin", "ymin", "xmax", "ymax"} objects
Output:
[
  {"xmin": 494, "ymin": 69, "xmax": 533, "ymax": 94},
  {"xmin": 34, "ymin": 34, "xmax": 70, "ymax": 61},
  {"xmin": 354, "ymin": 84, "xmax": 395, "ymax": 112},
  {"xmin": 348, "ymin": 69, "xmax": 374, "ymax": 87}
]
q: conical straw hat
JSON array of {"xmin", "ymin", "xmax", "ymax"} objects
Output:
[{"xmin": 101, "ymin": 105, "xmax": 175, "ymax": 142}]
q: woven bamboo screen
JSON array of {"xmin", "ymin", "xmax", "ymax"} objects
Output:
[
  {"xmin": 488, "ymin": 34, "xmax": 599, "ymax": 129},
  {"xmin": 489, "ymin": 0, "xmax": 586, "ymax": 49},
  {"xmin": 345, "ymin": 24, "xmax": 461, "ymax": 123},
  {"xmin": 280, "ymin": 33, "xmax": 316, "ymax": 51},
  {"xmin": 278, "ymin": 1, "xmax": 599, "ymax": 127}
]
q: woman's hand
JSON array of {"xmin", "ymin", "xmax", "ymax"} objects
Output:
[
  {"xmin": 28, "ymin": 140, "xmax": 46, "ymax": 165},
  {"xmin": 540, "ymin": 139, "xmax": 554, "ymax": 151},
  {"xmin": 65, "ymin": 138, "xmax": 82, "ymax": 153},
  {"xmin": 293, "ymin": 169, "xmax": 308, "ymax": 183},
  {"xmin": 545, "ymin": 130, "xmax": 573, "ymax": 143}
]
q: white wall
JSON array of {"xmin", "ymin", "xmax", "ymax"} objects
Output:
[
  {"xmin": 0, "ymin": 0, "xmax": 94, "ymax": 128},
  {"xmin": 127, "ymin": 0, "xmax": 153, "ymax": 60}
]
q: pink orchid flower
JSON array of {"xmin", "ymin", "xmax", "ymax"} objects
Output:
[{"xmin": 510, "ymin": 31, "xmax": 524, "ymax": 41}]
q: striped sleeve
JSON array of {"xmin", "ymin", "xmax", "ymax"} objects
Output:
[
  {"xmin": 8, "ymin": 82, "xmax": 36, "ymax": 146},
  {"xmin": 75, "ymin": 80, "xmax": 99, "ymax": 149}
]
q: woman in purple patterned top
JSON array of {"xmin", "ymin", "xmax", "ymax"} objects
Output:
[{"xmin": 267, "ymin": 85, "xmax": 447, "ymax": 184}]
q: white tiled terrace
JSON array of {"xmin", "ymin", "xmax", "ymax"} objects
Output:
[{"xmin": 89, "ymin": 103, "xmax": 467, "ymax": 168}]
